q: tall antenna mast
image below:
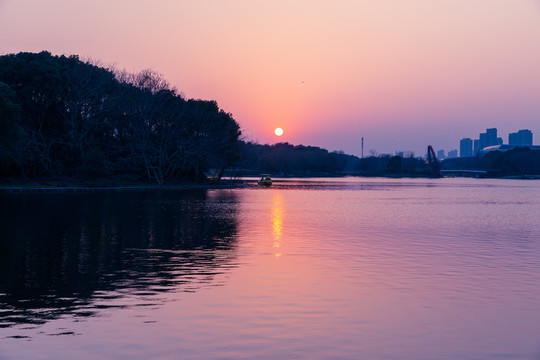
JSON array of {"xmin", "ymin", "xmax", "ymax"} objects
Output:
[{"xmin": 361, "ymin": 137, "xmax": 364, "ymax": 158}]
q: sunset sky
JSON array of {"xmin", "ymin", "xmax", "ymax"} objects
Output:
[{"xmin": 1, "ymin": 0, "xmax": 539, "ymax": 156}]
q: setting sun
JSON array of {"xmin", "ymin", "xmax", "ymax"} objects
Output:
[{"xmin": 274, "ymin": 128, "xmax": 284, "ymax": 136}]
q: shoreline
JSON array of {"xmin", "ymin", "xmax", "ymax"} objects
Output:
[
  {"xmin": 2, "ymin": 174, "xmax": 539, "ymax": 192},
  {"xmin": 0, "ymin": 179, "xmax": 249, "ymax": 192},
  {"xmin": 0, "ymin": 184, "xmax": 240, "ymax": 192}
]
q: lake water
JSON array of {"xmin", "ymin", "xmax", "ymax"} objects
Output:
[{"xmin": 1, "ymin": 177, "xmax": 540, "ymax": 359}]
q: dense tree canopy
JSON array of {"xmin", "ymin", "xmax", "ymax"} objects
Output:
[
  {"xmin": 0, "ymin": 81, "xmax": 22, "ymax": 175},
  {"xmin": 236, "ymin": 142, "xmax": 430, "ymax": 177},
  {"xmin": 0, "ymin": 52, "xmax": 241, "ymax": 183},
  {"xmin": 237, "ymin": 141, "xmax": 362, "ymax": 176}
]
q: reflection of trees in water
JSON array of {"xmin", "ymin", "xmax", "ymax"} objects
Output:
[{"xmin": 0, "ymin": 190, "xmax": 239, "ymax": 329}]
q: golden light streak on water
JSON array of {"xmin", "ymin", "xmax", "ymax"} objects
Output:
[{"xmin": 271, "ymin": 191, "xmax": 284, "ymax": 258}]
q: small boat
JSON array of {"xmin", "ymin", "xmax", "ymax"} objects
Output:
[
  {"xmin": 257, "ymin": 175, "xmax": 272, "ymax": 186},
  {"xmin": 205, "ymin": 170, "xmax": 220, "ymax": 183}
]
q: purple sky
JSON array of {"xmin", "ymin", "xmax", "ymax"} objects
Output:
[{"xmin": 1, "ymin": 0, "xmax": 540, "ymax": 156}]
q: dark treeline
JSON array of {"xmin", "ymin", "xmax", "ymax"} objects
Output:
[
  {"xmin": 357, "ymin": 153, "xmax": 430, "ymax": 176},
  {"xmin": 238, "ymin": 141, "xmax": 361, "ymax": 176},
  {"xmin": 237, "ymin": 141, "xmax": 431, "ymax": 177},
  {"xmin": 0, "ymin": 51, "xmax": 241, "ymax": 184}
]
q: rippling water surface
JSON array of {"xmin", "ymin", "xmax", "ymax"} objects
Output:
[{"xmin": 1, "ymin": 178, "xmax": 540, "ymax": 359}]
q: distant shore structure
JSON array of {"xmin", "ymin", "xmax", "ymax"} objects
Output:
[
  {"xmin": 460, "ymin": 138, "xmax": 473, "ymax": 157},
  {"xmin": 459, "ymin": 128, "xmax": 534, "ymax": 157},
  {"xmin": 509, "ymin": 129, "xmax": 533, "ymax": 147}
]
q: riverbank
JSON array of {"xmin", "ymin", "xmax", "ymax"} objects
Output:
[
  {"xmin": 2, "ymin": 173, "xmax": 538, "ymax": 192},
  {"xmin": 0, "ymin": 184, "xmax": 240, "ymax": 192},
  {"xmin": 0, "ymin": 177, "xmax": 248, "ymax": 192}
]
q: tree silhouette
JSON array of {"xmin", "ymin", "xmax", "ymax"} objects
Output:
[{"xmin": 0, "ymin": 52, "xmax": 241, "ymax": 183}]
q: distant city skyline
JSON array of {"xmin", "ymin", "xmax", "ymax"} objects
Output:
[
  {"xmin": 1, "ymin": 1, "xmax": 540, "ymax": 156},
  {"xmin": 458, "ymin": 127, "xmax": 534, "ymax": 158}
]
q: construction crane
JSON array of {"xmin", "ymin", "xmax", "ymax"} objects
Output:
[{"xmin": 427, "ymin": 145, "xmax": 441, "ymax": 177}]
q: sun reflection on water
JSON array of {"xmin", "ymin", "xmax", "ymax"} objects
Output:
[{"xmin": 271, "ymin": 191, "xmax": 284, "ymax": 258}]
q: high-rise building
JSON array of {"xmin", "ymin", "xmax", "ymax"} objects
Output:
[
  {"xmin": 479, "ymin": 132, "xmax": 488, "ymax": 151},
  {"xmin": 508, "ymin": 129, "xmax": 533, "ymax": 146},
  {"xmin": 486, "ymin": 128, "xmax": 497, "ymax": 146},
  {"xmin": 447, "ymin": 149, "xmax": 458, "ymax": 158},
  {"xmin": 477, "ymin": 128, "xmax": 500, "ymax": 152},
  {"xmin": 473, "ymin": 139, "xmax": 479, "ymax": 155},
  {"xmin": 437, "ymin": 149, "xmax": 445, "ymax": 159},
  {"xmin": 509, "ymin": 133, "xmax": 517, "ymax": 145},
  {"xmin": 460, "ymin": 138, "xmax": 473, "ymax": 157}
]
